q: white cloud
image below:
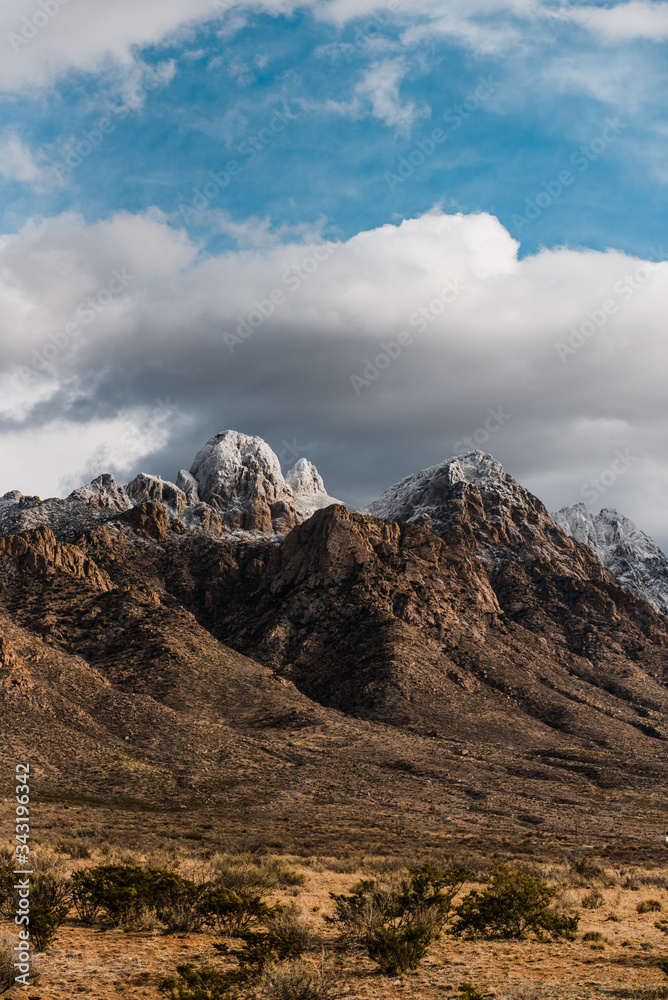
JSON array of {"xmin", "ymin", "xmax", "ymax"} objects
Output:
[
  {"xmin": 355, "ymin": 58, "xmax": 430, "ymax": 134},
  {"xmin": 564, "ymin": 1, "xmax": 668, "ymax": 41},
  {"xmin": 0, "ymin": 129, "xmax": 51, "ymax": 188},
  {"xmin": 1, "ymin": 208, "xmax": 667, "ymax": 549}
]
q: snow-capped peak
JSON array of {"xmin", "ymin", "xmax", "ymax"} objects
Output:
[
  {"xmin": 553, "ymin": 504, "xmax": 668, "ymax": 616},
  {"xmin": 187, "ymin": 430, "xmax": 340, "ymax": 533},
  {"xmin": 364, "ymin": 450, "xmax": 540, "ymax": 532}
]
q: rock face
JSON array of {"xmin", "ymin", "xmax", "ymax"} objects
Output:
[
  {"xmin": 1, "ymin": 435, "xmax": 668, "ymax": 854},
  {"xmin": 0, "ymin": 475, "xmax": 132, "ymax": 540},
  {"xmin": 188, "ymin": 430, "xmax": 340, "ymax": 534},
  {"xmin": 0, "ymin": 430, "xmax": 339, "ymax": 541},
  {"xmin": 554, "ymin": 503, "xmax": 668, "ymax": 616}
]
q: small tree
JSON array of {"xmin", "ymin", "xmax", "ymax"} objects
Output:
[{"xmin": 452, "ymin": 865, "xmax": 578, "ymax": 940}]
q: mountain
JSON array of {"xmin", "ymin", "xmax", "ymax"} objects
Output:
[
  {"xmin": 554, "ymin": 503, "xmax": 668, "ymax": 617},
  {"xmin": 0, "ymin": 429, "xmax": 341, "ymax": 542},
  {"xmin": 1, "ymin": 434, "xmax": 667, "ymax": 859}
]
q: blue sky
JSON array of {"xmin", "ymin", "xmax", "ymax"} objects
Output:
[
  {"xmin": 0, "ymin": 0, "xmax": 667, "ymax": 546},
  {"xmin": 2, "ymin": 1, "xmax": 666, "ymax": 256}
]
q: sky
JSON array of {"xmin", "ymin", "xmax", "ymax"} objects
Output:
[{"xmin": 0, "ymin": 0, "xmax": 667, "ymax": 548}]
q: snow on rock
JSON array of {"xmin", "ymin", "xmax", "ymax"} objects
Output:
[
  {"xmin": 0, "ymin": 431, "xmax": 339, "ymax": 542},
  {"xmin": 189, "ymin": 430, "xmax": 297, "ymax": 533},
  {"xmin": 189, "ymin": 430, "xmax": 338, "ymax": 534},
  {"xmin": 364, "ymin": 450, "xmax": 551, "ymax": 543},
  {"xmin": 553, "ymin": 503, "xmax": 668, "ymax": 616},
  {"xmin": 126, "ymin": 473, "xmax": 188, "ymax": 516},
  {"xmin": 176, "ymin": 470, "xmax": 200, "ymax": 506},
  {"xmin": 69, "ymin": 474, "xmax": 132, "ymax": 511},
  {"xmin": 0, "ymin": 475, "xmax": 132, "ymax": 540},
  {"xmin": 285, "ymin": 458, "xmax": 342, "ymax": 518}
]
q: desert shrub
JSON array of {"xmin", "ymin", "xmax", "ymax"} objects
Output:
[
  {"xmin": 263, "ymin": 960, "xmax": 334, "ymax": 1000},
  {"xmin": 263, "ymin": 858, "xmax": 307, "ymax": 889},
  {"xmin": 0, "ymin": 865, "xmax": 14, "ymax": 919},
  {"xmin": 452, "ymin": 865, "xmax": 579, "ymax": 941},
  {"xmin": 0, "ymin": 871, "xmax": 71, "ymax": 950},
  {"xmin": 58, "ymin": 838, "xmax": 92, "ymax": 859},
  {"xmin": 659, "ymin": 958, "xmax": 668, "ymax": 980},
  {"xmin": 582, "ymin": 931, "xmax": 604, "ymax": 942},
  {"xmin": 655, "ymin": 920, "xmax": 668, "ymax": 935},
  {"xmin": 457, "ymin": 985, "xmax": 487, "ymax": 1000},
  {"xmin": 366, "ymin": 923, "xmax": 435, "ymax": 975},
  {"xmin": 199, "ymin": 888, "xmax": 279, "ymax": 937},
  {"xmin": 226, "ymin": 928, "xmax": 307, "ymax": 976},
  {"xmin": 329, "ymin": 862, "xmax": 471, "ymax": 974},
  {"xmin": 638, "ymin": 900, "xmax": 662, "ymax": 914},
  {"xmin": 158, "ymin": 963, "xmax": 235, "ymax": 999},
  {"xmin": 70, "ymin": 864, "xmax": 207, "ymax": 930},
  {"xmin": 266, "ymin": 905, "xmax": 314, "ymax": 952},
  {"xmin": 31, "ymin": 872, "xmax": 71, "ymax": 911},
  {"xmin": 569, "ymin": 857, "xmax": 606, "ymax": 884},
  {"xmin": 582, "ymin": 889, "xmax": 605, "ymax": 909},
  {"xmin": 30, "ymin": 904, "xmax": 69, "ymax": 952}
]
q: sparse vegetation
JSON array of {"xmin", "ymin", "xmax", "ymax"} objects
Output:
[
  {"xmin": 199, "ymin": 886, "xmax": 279, "ymax": 937},
  {"xmin": 582, "ymin": 888, "xmax": 605, "ymax": 909},
  {"xmin": 452, "ymin": 865, "xmax": 579, "ymax": 940},
  {"xmin": 158, "ymin": 963, "xmax": 235, "ymax": 1000},
  {"xmin": 638, "ymin": 899, "xmax": 662, "ymax": 913},
  {"xmin": 210, "ymin": 854, "xmax": 306, "ymax": 894},
  {"xmin": 263, "ymin": 960, "xmax": 334, "ymax": 1000},
  {"xmin": 329, "ymin": 862, "xmax": 471, "ymax": 974}
]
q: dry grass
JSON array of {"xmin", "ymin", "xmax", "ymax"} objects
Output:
[{"xmin": 0, "ymin": 842, "xmax": 667, "ymax": 1000}]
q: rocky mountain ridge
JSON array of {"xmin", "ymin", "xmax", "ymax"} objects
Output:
[
  {"xmin": 1, "ymin": 430, "xmax": 668, "ymax": 854},
  {"xmin": 2, "ymin": 434, "xmax": 665, "ymax": 620}
]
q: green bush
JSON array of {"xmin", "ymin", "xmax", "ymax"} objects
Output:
[
  {"xmin": 452, "ymin": 865, "xmax": 579, "ymax": 940},
  {"xmin": 30, "ymin": 904, "xmax": 69, "ymax": 952},
  {"xmin": 226, "ymin": 929, "xmax": 307, "ymax": 976},
  {"xmin": 457, "ymin": 984, "xmax": 488, "ymax": 1000},
  {"xmin": 199, "ymin": 887, "xmax": 278, "ymax": 937},
  {"xmin": 158, "ymin": 963, "xmax": 236, "ymax": 999},
  {"xmin": 71, "ymin": 864, "xmax": 207, "ymax": 931},
  {"xmin": 329, "ymin": 862, "xmax": 472, "ymax": 974},
  {"xmin": 366, "ymin": 923, "xmax": 434, "ymax": 975}
]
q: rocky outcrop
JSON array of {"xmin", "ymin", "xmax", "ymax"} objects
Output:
[
  {"xmin": 0, "ymin": 475, "xmax": 132, "ymax": 540},
  {"xmin": 126, "ymin": 473, "xmax": 188, "ymax": 516},
  {"xmin": 0, "ymin": 526, "xmax": 112, "ymax": 590},
  {"xmin": 188, "ymin": 430, "xmax": 340, "ymax": 534}
]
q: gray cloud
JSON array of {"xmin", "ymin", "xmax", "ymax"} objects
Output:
[{"xmin": 0, "ymin": 208, "xmax": 666, "ymax": 551}]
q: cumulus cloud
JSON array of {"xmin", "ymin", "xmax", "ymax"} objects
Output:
[{"xmin": 0, "ymin": 208, "xmax": 667, "ymax": 551}]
